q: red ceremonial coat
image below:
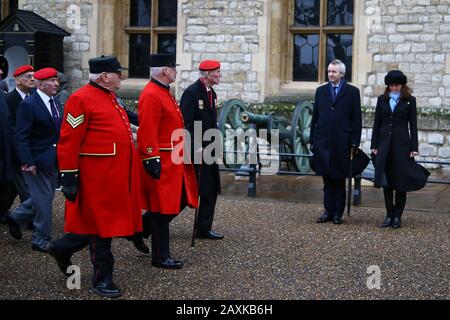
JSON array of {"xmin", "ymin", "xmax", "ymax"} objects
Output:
[
  {"xmin": 138, "ymin": 79, "xmax": 198, "ymax": 214},
  {"xmin": 57, "ymin": 83, "xmax": 142, "ymax": 237}
]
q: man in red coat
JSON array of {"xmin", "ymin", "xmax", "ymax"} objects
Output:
[
  {"xmin": 50, "ymin": 56, "xmax": 142, "ymax": 298},
  {"xmin": 138, "ymin": 54, "xmax": 198, "ymax": 269}
]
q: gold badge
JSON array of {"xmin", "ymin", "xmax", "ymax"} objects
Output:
[
  {"xmin": 146, "ymin": 147, "xmax": 153, "ymax": 154},
  {"xmin": 198, "ymin": 100, "xmax": 204, "ymax": 109},
  {"xmin": 66, "ymin": 113, "xmax": 85, "ymax": 129}
]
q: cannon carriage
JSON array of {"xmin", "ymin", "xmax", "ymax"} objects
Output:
[{"xmin": 217, "ymin": 99, "xmax": 314, "ymax": 173}]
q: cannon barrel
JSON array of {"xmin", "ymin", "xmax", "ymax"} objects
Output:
[
  {"xmin": 240, "ymin": 111, "xmax": 290, "ymax": 128},
  {"xmin": 240, "ymin": 111, "xmax": 271, "ymax": 127}
]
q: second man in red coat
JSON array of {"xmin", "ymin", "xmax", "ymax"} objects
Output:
[{"xmin": 138, "ymin": 54, "xmax": 198, "ymax": 269}]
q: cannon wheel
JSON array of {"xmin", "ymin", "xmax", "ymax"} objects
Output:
[
  {"xmin": 290, "ymin": 100, "xmax": 313, "ymax": 173},
  {"xmin": 218, "ymin": 99, "xmax": 250, "ymax": 168}
]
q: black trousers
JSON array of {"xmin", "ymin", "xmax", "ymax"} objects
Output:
[
  {"xmin": 383, "ymin": 187, "xmax": 407, "ymax": 217},
  {"xmin": 322, "ymin": 176, "xmax": 346, "ymax": 217},
  {"xmin": 150, "ymin": 213, "xmax": 176, "ymax": 261},
  {"xmin": 52, "ymin": 233, "xmax": 114, "ymax": 284},
  {"xmin": 197, "ymin": 165, "xmax": 218, "ymax": 234}
]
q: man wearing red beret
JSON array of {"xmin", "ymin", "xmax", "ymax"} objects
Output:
[
  {"xmin": 0, "ymin": 65, "xmax": 35, "ymax": 221},
  {"xmin": 5, "ymin": 67, "xmax": 62, "ymax": 252},
  {"xmin": 180, "ymin": 60, "xmax": 224, "ymax": 240}
]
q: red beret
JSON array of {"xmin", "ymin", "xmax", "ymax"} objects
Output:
[
  {"xmin": 199, "ymin": 60, "xmax": 221, "ymax": 71},
  {"xmin": 13, "ymin": 65, "xmax": 34, "ymax": 77},
  {"xmin": 33, "ymin": 68, "xmax": 58, "ymax": 80}
]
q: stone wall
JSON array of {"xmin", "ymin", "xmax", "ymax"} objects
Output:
[
  {"xmin": 179, "ymin": 0, "xmax": 265, "ymax": 102},
  {"xmin": 21, "ymin": 0, "xmax": 92, "ymax": 91},
  {"xmin": 364, "ymin": 0, "xmax": 450, "ymax": 110}
]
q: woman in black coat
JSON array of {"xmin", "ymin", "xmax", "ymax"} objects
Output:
[{"xmin": 371, "ymin": 70, "xmax": 429, "ymax": 229}]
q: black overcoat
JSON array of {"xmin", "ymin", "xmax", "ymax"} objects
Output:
[
  {"xmin": 0, "ymin": 93, "xmax": 13, "ymax": 183},
  {"xmin": 310, "ymin": 81, "xmax": 362, "ymax": 178},
  {"xmin": 180, "ymin": 79, "xmax": 221, "ymax": 196},
  {"xmin": 370, "ymin": 95, "xmax": 429, "ymax": 192}
]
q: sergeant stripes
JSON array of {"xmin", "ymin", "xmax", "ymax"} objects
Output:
[{"xmin": 66, "ymin": 113, "xmax": 85, "ymax": 128}]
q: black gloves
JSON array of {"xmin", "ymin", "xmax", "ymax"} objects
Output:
[
  {"xmin": 143, "ymin": 158, "xmax": 161, "ymax": 180},
  {"xmin": 60, "ymin": 171, "xmax": 79, "ymax": 202}
]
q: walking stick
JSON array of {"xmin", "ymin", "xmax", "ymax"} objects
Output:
[
  {"xmin": 191, "ymin": 162, "xmax": 202, "ymax": 248},
  {"xmin": 347, "ymin": 146, "xmax": 354, "ymax": 216}
]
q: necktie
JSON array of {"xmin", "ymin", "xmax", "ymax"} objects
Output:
[
  {"xmin": 333, "ymin": 86, "xmax": 338, "ymax": 100},
  {"xmin": 49, "ymin": 98, "xmax": 60, "ymax": 126}
]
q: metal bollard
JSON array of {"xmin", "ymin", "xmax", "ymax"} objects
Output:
[
  {"xmin": 248, "ymin": 164, "xmax": 257, "ymax": 197},
  {"xmin": 353, "ymin": 176, "xmax": 362, "ymax": 205}
]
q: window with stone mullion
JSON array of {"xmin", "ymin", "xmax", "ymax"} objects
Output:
[
  {"xmin": 291, "ymin": 0, "xmax": 354, "ymax": 82},
  {"xmin": 128, "ymin": 0, "xmax": 177, "ymax": 78}
]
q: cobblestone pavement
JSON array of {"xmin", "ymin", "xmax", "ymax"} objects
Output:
[{"xmin": 0, "ymin": 182, "xmax": 448, "ymax": 300}]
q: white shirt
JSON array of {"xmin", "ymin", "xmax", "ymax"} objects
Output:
[
  {"xmin": 37, "ymin": 89, "xmax": 59, "ymax": 117},
  {"xmin": 15, "ymin": 88, "xmax": 28, "ymax": 100}
]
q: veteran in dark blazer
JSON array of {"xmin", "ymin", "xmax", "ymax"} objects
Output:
[
  {"xmin": 310, "ymin": 59, "xmax": 362, "ymax": 225},
  {"xmin": 371, "ymin": 70, "xmax": 429, "ymax": 229},
  {"xmin": 5, "ymin": 68, "xmax": 62, "ymax": 252},
  {"xmin": 1, "ymin": 65, "xmax": 35, "ymax": 217},
  {"xmin": 180, "ymin": 60, "xmax": 223, "ymax": 240}
]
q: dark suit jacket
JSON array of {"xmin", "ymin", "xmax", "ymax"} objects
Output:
[
  {"xmin": 180, "ymin": 79, "xmax": 221, "ymax": 196},
  {"xmin": 6, "ymin": 89, "xmax": 23, "ymax": 124},
  {"xmin": 14, "ymin": 91, "xmax": 62, "ymax": 170},
  {"xmin": 0, "ymin": 92, "xmax": 14, "ymax": 182},
  {"xmin": 6, "ymin": 89, "xmax": 25, "ymax": 165},
  {"xmin": 310, "ymin": 80, "xmax": 362, "ymax": 178}
]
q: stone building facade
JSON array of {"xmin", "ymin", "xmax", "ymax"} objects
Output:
[{"xmin": 6, "ymin": 0, "xmax": 450, "ymax": 166}]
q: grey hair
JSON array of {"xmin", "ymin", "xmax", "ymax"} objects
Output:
[
  {"xmin": 329, "ymin": 59, "xmax": 346, "ymax": 76},
  {"xmin": 200, "ymin": 71, "xmax": 208, "ymax": 78},
  {"xmin": 89, "ymin": 73, "xmax": 103, "ymax": 82},
  {"xmin": 150, "ymin": 67, "xmax": 164, "ymax": 78}
]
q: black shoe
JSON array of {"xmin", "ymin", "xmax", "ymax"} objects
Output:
[
  {"xmin": 392, "ymin": 217, "xmax": 401, "ymax": 229},
  {"xmin": 316, "ymin": 211, "xmax": 333, "ymax": 223},
  {"xmin": 92, "ymin": 281, "xmax": 122, "ymax": 298},
  {"xmin": 333, "ymin": 215, "xmax": 343, "ymax": 225},
  {"xmin": 5, "ymin": 214, "xmax": 22, "ymax": 240},
  {"xmin": 31, "ymin": 243, "xmax": 49, "ymax": 253},
  {"xmin": 380, "ymin": 216, "xmax": 392, "ymax": 228},
  {"xmin": 129, "ymin": 235, "xmax": 150, "ymax": 254},
  {"xmin": 48, "ymin": 243, "xmax": 72, "ymax": 276},
  {"xmin": 196, "ymin": 230, "xmax": 224, "ymax": 240},
  {"xmin": 152, "ymin": 257, "xmax": 183, "ymax": 269}
]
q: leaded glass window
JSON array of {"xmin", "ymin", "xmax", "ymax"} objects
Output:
[
  {"xmin": 126, "ymin": 0, "xmax": 177, "ymax": 78},
  {"xmin": 290, "ymin": 0, "xmax": 354, "ymax": 82}
]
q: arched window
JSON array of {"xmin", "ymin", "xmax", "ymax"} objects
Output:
[
  {"xmin": 290, "ymin": 0, "xmax": 354, "ymax": 82},
  {"xmin": 125, "ymin": 0, "xmax": 177, "ymax": 78}
]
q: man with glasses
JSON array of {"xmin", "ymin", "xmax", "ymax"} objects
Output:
[
  {"xmin": 0, "ymin": 65, "xmax": 35, "ymax": 224},
  {"xmin": 180, "ymin": 60, "xmax": 223, "ymax": 240}
]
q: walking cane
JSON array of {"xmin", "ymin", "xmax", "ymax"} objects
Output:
[
  {"xmin": 191, "ymin": 161, "xmax": 202, "ymax": 248},
  {"xmin": 347, "ymin": 146, "xmax": 354, "ymax": 216}
]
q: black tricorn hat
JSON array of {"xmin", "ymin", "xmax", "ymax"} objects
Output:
[
  {"xmin": 89, "ymin": 55, "xmax": 125, "ymax": 73},
  {"xmin": 149, "ymin": 54, "xmax": 179, "ymax": 67},
  {"xmin": 385, "ymin": 70, "xmax": 407, "ymax": 85}
]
